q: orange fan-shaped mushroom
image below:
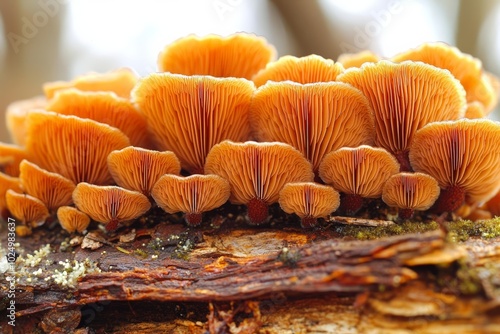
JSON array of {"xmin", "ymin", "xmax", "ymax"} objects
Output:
[
  {"xmin": 25, "ymin": 111, "xmax": 130, "ymax": 185},
  {"xmin": 6, "ymin": 95, "xmax": 47, "ymax": 146},
  {"xmin": 57, "ymin": 206, "xmax": 90, "ymax": 233},
  {"xmin": 279, "ymin": 182, "xmax": 340, "ymax": 228},
  {"xmin": 158, "ymin": 33, "xmax": 276, "ymax": 79},
  {"xmin": 252, "ymin": 55, "xmax": 344, "ymax": 87},
  {"xmin": 45, "ymin": 89, "xmax": 150, "ymax": 148},
  {"xmin": 464, "ymin": 101, "xmax": 485, "ymax": 119},
  {"xmin": 151, "ymin": 174, "xmax": 230, "ymax": 226},
  {"xmin": 205, "ymin": 141, "xmax": 314, "ymax": 225},
  {"xmin": 337, "ymin": 60, "xmax": 466, "ymax": 171},
  {"xmin": 6, "ymin": 189, "xmax": 49, "ymax": 229},
  {"xmin": 409, "ymin": 119, "xmax": 500, "ymax": 213},
  {"xmin": 19, "ymin": 160, "xmax": 76, "ymax": 213},
  {"xmin": 73, "ymin": 182, "xmax": 151, "ymax": 231},
  {"xmin": 337, "ymin": 50, "xmax": 380, "ymax": 69},
  {"xmin": 392, "ymin": 42, "xmax": 498, "ymax": 113},
  {"xmin": 107, "ymin": 147, "xmax": 181, "ymax": 197},
  {"xmin": 319, "ymin": 145, "xmax": 400, "ymax": 215},
  {"xmin": 250, "ymin": 81, "xmax": 375, "ymax": 174},
  {"xmin": 382, "ymin": 172, "xmax": 440, "ymax": 220},
  {"xmin": 43, "ymin": 67, "xmax": 138, "ymax": 99},
  {"xmin": 133, "ymin": 73, "xmax": 255, "ymax": 174},
  {"xmin": 0, "ymin": 143, "xmax": 28, "ymax": 177},
  {"xmin": 0, "ymin": 172, "xmax": 22, "ymax": 220}
]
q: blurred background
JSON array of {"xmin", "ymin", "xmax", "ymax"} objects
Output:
[{"xmin": 1, "ymin": 0, "xmax": 500, "ymax": 142}]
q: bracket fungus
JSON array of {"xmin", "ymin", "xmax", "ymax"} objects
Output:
[
  {"xmin": 250, "ymin": 81, "xmax": 375, "ymax": 174},
  {"xmin": 25, "ymin": 110, "xmax": 130, "ymax": 185},
  {"xmin": 6, "ymin": 189, "xmax": 49, "ymax": 233},
  {"xmin": 319, "ymin": 145, "xmax": 400, "ymax": 215},
  {"xmin": 0, "ymin": 143, "xmax": 28, "ymax": 177},
  {"xmin": 133, "ymin": 73, "xmax": 255, "ymax": 174},
  {"xmin": 19, "ymin": 160, "xmax": 76, "ymax": 213},
  {"xmin": 205, "ymin": 141, "xmax": 314, "ymax": 225},
  {"xmin": 45, "ymin": 89, "xmax": 150, "ymax": 148},
  {"xmin": 337, "ymin": 50, "xmax": 380, "ymax": 69},
  {"xmin": 251, "ymin": 54, "xmax": 344, "ymax": 87},
  {"xmin": 107, "ymin": 146, "xmax": 181, "ymax": 197},
  {"xmin": 409, "ymin": 119, "xmax": 500, "ymax": 213},
  {"xmin": 0, "ymin": 172, "xmax": 22, "ymax": 220},
  {"xmin": 151, "ymin": 174, "xmax": 230, "ymax": 226},
  {"xmin": 382, "ymin": 172, "xmax": 440, "ymax": 220},
  {"xmin": 72, "ymin": 182, "xmax": 151, "ymax": 231},
  {"xmin": 6, "ymin": 95, "xmax": 47, "ymax": 146},
  {"xmin": 157, "ymin": 33, "xmax": 276, "ymax": 79},
  {"xmin": 337, "ymin": 60, "xmax": 466, "ymax": 171},
  {"xmin": 278, "ymin": 182, "xmax": 340, "ymax": 228},
  {"xmin": 57, "ymin": 206, "xmax": 91, "ymax": 234},
  {"xmin": 43, "ymin": 67, "xmax": 139, "ymax": 99}
]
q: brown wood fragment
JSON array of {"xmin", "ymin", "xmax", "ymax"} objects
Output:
[{"xmin": 329, "ymin": 215, "xmax": 395, "ymax": 226}]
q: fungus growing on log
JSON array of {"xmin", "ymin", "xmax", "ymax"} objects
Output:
[
  {"xmin": 6, "ymin": 95, "xmax": 47, "ymax": 146},
  {"xmin": 57, "ymin": 206, "xmax": 90, "ymax": 234},
  {"xmin": 0, "ymin": 143, "xmax": 28, "ymax": 177},
  {"xmin": 6, "ymin": 189, "xmax": 49, "ymax": 233}
]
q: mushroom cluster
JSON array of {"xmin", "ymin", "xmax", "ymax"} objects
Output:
[{"xmin": 1, "ymin": 34, "xmax": 500, "ymax": 236}]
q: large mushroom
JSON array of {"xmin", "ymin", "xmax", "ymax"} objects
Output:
[
  {"xmin": 72, "ymin": 182, "xmax": 151, "ymax": 231},
  {"xmin": 151, "ymin": 174, "xmax": 230, "ymax": 226},
  {"xmin": 251, "ymin": 55, "xmax": 344, "ymax": 87},
  {"xmin": 409, "ymin": 119, "xmax": 500, "ymax": 213},
  {"xmin": 107, "ymin": 147, "xmax": 181, "ymax": 198},
  {"xmin": 279, "ymin": 182, "xmax": 340, "ymax": 228},
  {"xmin": 6, "ymin": 95, "xmax": 47, "ymax": 146},
  {"xmin": 157, "ymin": 33, "xmax": 276, "ymax": 79},
  {"xmin": 25, "ymin": 110, "xmax": 130, "ymax": 185},
  {"xmin": 250, "ymin": 81, "xmax": 375, "ymax": 175},
  {"xmin": 45, "ymin": 89, "xmax": 150, "ymax": 148},
  {"xmin": 205, "ymin": 141, "xmax": 314, "ymax": 225},
  {"xmin": 382, "ymin": 172, "xmax": 440, "ymax": 220},
  {"xmin": 337, "ymin": 60, "xmax": 466, "ymax": 171},
  {"xmin": 319, "ymin": 145, "xmax": 400, "ymax": 215},
  {"xmin": 132, "ymin": 73, "xmax": 255, "ymax": 174}
]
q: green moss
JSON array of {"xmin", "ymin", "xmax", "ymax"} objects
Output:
[
  {"xmin": 447, "ymin": 217, "xmax": 500, "ymax": 242},
  {"xmin": 335, "ymin": 220, "xmax": 439, "ymax": 240}
]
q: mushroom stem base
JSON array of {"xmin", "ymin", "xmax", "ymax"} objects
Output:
[
  {"xmin": 398, "ymin": 208, "xmax": 414, "ymax": 220},
  {"xmin": 247, "ymin": 198, "xmax": 269, "ymax": 225},
  {"xmin": 106, "ymin": 219, "xmax": 119, "ymax": 232},
  {"xmin": 301, "ymin": 216, "xmax": 318, "ymax": 229},
  {"xmin": 340, "ymin": 193, "xmax": 363, "ymax": 216},
  {"xmin": 432, "ymin": 185, "xmax": 465, "ymax": 213},
  {"xmin": 185, "ymin": 212, "xmax": 202, "ymax": 226}
]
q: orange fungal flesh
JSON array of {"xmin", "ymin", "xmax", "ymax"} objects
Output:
[
  {"xmin": 6, "ymin": 95, "xmax": 47, "ymax": 146},
  {"xmin": 6, "ymin": 189, "xmax": 49, "ymax": 227}
]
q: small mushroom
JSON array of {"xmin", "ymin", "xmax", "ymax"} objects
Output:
[
  {"xmin": 319, "ymin": 145, "xmax": 400, "ymax": 215},
  {"xmin": 250, "ymin": 81, "xmax": 375, "ymax": 174},
  {"xmin": 382, "ymin": 172, "xmax": 440, "ymax": 220},
  {"xmin": 6, "ymin": 189, "xmax": 49, "ymax": 230},
  {"xmin": 337, "ymin": 50, "xmax": 380, "ymax": 69},
  {"xmin": 409, "ymin": 119, "xmax": 500, "ymax": 213},
  {"xmin": 25, "ymin": 110, "xmax": 130, "ymax": 185},
  {"xmin": 0, "ymin": 143, "xmax": 28, "ymax": 176},
  {"xmin": 151, "ymin": 174, "xmax": 230, "ymax": 226},
  {"xmin": 205, "ymin": 141, "xmax": 314, "ymax": 225},
  {"xmin": 279, "ymin": 182, "xmax": 340, "ymax": 228},
  {"xmin": 73, "ymin": 183, "xmax": 151, "ymax": 231},
  {"xmin": 6, "ymin": 95, "xmax": 47, "ymax": 146},
  {"xmin": 252, "ymin": 55, "xmax": 344, "ymax": 87},
  {"xmin": 45, "ymin": 89, "xmax": 151, "ymax": 148},
  {"xmin": 157, "ymin": 33, "xmax": 276, "ymax": 79},
  {"xmin": 107, "ymin": 147, "xmax": 181, "ymax": 197},
  {"xmin": 43, "ymin": 67, "xmax": 138, "ymax": 99},
  {"xmin": 337, "ymin": 60, "xmax": 466, "ymax": 171},
  {"xmin": 0, "ymin": 172, "xmax": 22, "ymax": 220},
  {"xmin": 132, "ymin": 73, "xmax": 255, "ymax": 174},
  {"xmin": 57, "ymin": 206, "xmax": 90, "ymax": 233},
  {"xmin": 19, "ymin": 160, "xmax": 76, "ymax": 213}
]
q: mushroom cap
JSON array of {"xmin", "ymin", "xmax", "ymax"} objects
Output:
[
  {"xmin": 251, "ymin": 54, "xmax": 344, "ymax": 87},
  {"xmin": 279, "ymin": 182, "xmax": 340, "ymax": 218},
  {"xmin": 157, "ymin": 33, "xmax": 276, "ymax": 79},
  {"xmin": 132, "ymin": 73, "xmax": 255, "ymax": 174},
  {"xmin": 409, "ymin": 119, "xmax": 500, "ymax": 204},
  {"xmin": 19, "ymin": 160, "xmax": 76, "ymax": 212},
  {"xmin": 72, "ymin": 182, "xmax": 151, "ymax": 226},
  {"xmin": 43, "ymin": 67, "xmax": 138, "ymax": 99},
  {"xmin": 336, "ymin": 60, "xmax": 466, "ymax": 159},
  {"xmin": 6, "ymin": 95, "xmax": 47, "ymax": 146},
  {"xmin": 57, "ymin": 206, "xmax": 90, "ymax": 233},
  {"xmin": 464, "ymin": 101, "xmax": 486, "ymax": 119},
  {"xmin": 45, "ymin": 89, "xmax": 150, "ymax": 147},
  {"xmin": 0, "ymin": 143, "xmax": 28, "ymax": 177},
  {"xmin": 204, "ymin": 141, "xmax": 314, "ymax": 205},
  {"xmin": 382, "ymin": 172, "xmax": 440, "ymax": 211},
  {"xmin": 151, "ymin": 174, "xmax": 230, "ymax": 215},
  {"xmin": 0, "ymin": 172, "xmax": 22, "ymax": 212},
  {"xmin": 250, "ymin": 81, "xmax": 375, "ymax": 172},
  {"xmin": 6, "ymin": 189, "xmax": 49, "ymax": 227},
  {"xmin": 319, "ymin": 145, "xmax": 400, "ymax": 198},
  {"xmin": 107, "ymin": 146, "xmax": 181, "ymax": 196},
  {"xmin": 337, "ymin": 50, "xmax": 380, "ymax": 69},
  {"xmin": 25, "ymin": 110, "xmax": 130, "ymax": 185},
  {"xmin": 392, "ymin": 42, "xmax": 498, "ymax": 113}
]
